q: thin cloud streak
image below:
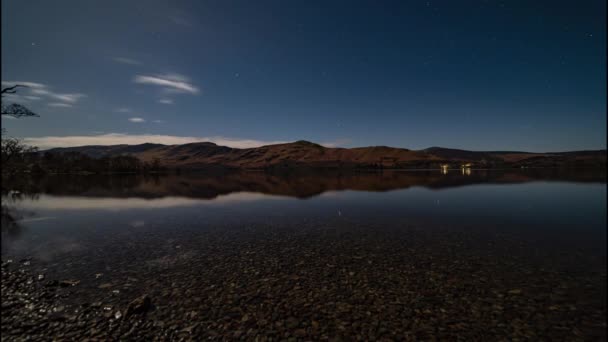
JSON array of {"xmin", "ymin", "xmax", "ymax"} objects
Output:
[
  {"xmin": 169, "ymin": 13, "xmax": 194, "ymax": 27},
  {"xmin": 133, "ymin": 73, "xmax": 199, "ymax": 94},
  {"xmin": 2, "ymin": 80, "xmax": 86, "ymax": 106},
  {"xmin": 1, "ymin": 81, "xmax": 46, "ymax": 89},
  {"xmin": 128, "ymin": 117, "xmax": 145, "ymax": 123},
  {"xmin": 51, "ymin": 93, "xmax": 85, "ymax": 103},
  {"xmin": 23, "ymin": 133, "xmax": 287, "ymax": 149},
  {"xmin": 320, "ymin": 138, "xmax": 352, "ymax": 148},
  {"xmin": 112, "ymin": 57, "xmax": 142, "ymax": 65},
  {"xmin": 48, "ymin": 103, "xmax": 73, "ymax": 108}
]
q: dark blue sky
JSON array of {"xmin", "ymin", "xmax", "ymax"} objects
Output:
[{"xmin": 2, "ymin": 0, "xmax": 606, "ymax": 151}]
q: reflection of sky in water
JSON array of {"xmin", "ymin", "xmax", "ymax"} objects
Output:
[
  {"xmin": 16, "ymin": 192, "xmax": 289, "ymax": 211},
  {"xmin": 2, "ymin": 180, "xmax": 605, "ymax": 261},
  {"xmin": 8, "ymin": 182, "xmax": 606, "ymax": 227}
]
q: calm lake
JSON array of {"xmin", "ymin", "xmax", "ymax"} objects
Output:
[{"xmin": 2, "ymin": 169, "xmax": 606, "ymax": 340}]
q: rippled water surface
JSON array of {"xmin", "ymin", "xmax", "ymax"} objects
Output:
[{"xmin": 2, "ymin": 169, "xmax": 606, "ymax": 340}]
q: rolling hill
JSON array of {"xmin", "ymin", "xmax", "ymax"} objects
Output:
[{"xmin": 42, "ymin": 140, "xmax": 607, "ymax": 170}]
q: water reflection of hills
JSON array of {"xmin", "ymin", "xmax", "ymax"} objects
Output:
[{"xmin": 8, "ymin": 169, "xmax": 606, "ymax": 200}]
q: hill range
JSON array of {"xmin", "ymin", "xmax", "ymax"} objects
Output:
[{"xmin": 43, "ymin": 140, "xmax": 607, "ymax": 170}]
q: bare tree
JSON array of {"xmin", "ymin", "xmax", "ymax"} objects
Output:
[
  {"xmin": 1, "ymin": 85, "xmax": 39, "ymax": 118},
  {"xmin": 1, "ymin": 133, "xmax": 38, "ymax": 176},
  {"xmin": 1, "ymin": 85, "xmax": 40, "ymax": 174}
]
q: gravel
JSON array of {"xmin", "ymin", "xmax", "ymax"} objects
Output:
[{"xmin": 2, "ymin": 219, "xmax": 606, "ymax": 340}]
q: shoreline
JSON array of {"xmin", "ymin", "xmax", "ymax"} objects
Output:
[{"xmin": 2, "ymin": 219, "xmax": 606, "ymax": 340}]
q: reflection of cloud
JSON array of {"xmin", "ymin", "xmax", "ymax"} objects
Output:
[
  {"xmin": 317, "ymin": 191, "xmax": 345, "ymax": 198},
  {"xmin": 34, "ymin": 237, "xmax": 84, "ymax": 262},
  {"xmin": 24, "ymin": 133, "xmax": 287, "ymax": 149},
  {"xmin": 18, "ymin": 193, "xmax": 288, "ymax": 211},
  {"xmin": 18, "ymin": 216, "xmax": 56, "ymax": 222},
  {"xmin": 130, "ymin": 220, "xmax": 145, "ymax": 227}
]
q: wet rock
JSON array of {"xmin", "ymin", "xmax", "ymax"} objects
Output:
[
  {"xmin": 44, "ymin": 280, "xmax": 59, "ymax": 287},
  {"xmin": 125, "ymin": 295, "xmax": 152, "ymax": 317},
  {"xmin": 286, "ymin": 317, "xmax": 299, "ymax": 329},
  {"xmin": 59, "ymin": 279, "xmax": 80, "ymax": 287}
]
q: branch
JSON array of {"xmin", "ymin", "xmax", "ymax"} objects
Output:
[
  {"xmin": 1, "ymin": 85, "xmax": 30, "ymax": 96},
  {"xmin": 1, "ymin": 104, "xmax": 39, "ymax": 118}
]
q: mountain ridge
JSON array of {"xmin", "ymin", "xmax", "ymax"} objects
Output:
[{"xmin": 42, "ymin": 141, "xmax": 607, "ymax": 169}]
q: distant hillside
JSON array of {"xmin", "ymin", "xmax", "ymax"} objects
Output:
[
  {"xmin": 44, "ymin": 143, "xmax": 165, "ymax": 159},
  {"xmin": 43, "ymin": 141, "xmax": 607, "ymax": 170}
]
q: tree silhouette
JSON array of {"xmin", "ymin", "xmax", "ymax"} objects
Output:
[{"xmin": 1, "ymin": 85, "xmax": 39, "ymax": 118}]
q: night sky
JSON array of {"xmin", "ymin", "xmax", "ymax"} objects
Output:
[{"xmin": 1, "ymin": 0, "xmax": 606, "ymax": 151}]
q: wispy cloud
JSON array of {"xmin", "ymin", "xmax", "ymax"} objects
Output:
[
  {"xmin": 320, "ymin": 139, "xmax": 352, "ymax": 148},
  {"xmin": 24, "ymin": 133, "xmax": 287, "ymax": 149},
  {"xmin": 169, "ymin": 14, "xmax": 193, "ymax": 27},
  {"xmin": 1, "ymin": 81, "xmax": 46, "ymax": 89},
  {"xmin": 2, "ymin": 80, "xmax": 86, "ymax": 107},
  {"xmin": 128, "ymin": 117, "xmax": 145, "ymax": 123},
  {"xmin": 48, "ymin": 103, "xmax": 73, "ymax": 108},
  {"xmin": 29, "ymin": 88, "xmax": 85, "ymax": 103},
  {"xmin": 158, "ymin": 98, "xmax": 173, "ymax": 104},
  {"xmin": 50, "ymin": 93, "xmax": 85, "ymax": 103},
  {"xmin": 152, "ymin": 120, "xmax": 164, "ymax": 123},
  {"xmin": 112, "ymin": 57, "xmax": 142, "ymax": 66},
  {"xmin": 115, "ymin": 107, "xmax": 132, "ymax": 113},
  {"xmin": 133, "ymin": 73, "xmax": 199, "ymax": 94},
  {"xmin": 2, "ymin": 93, "xmax": 30, "ymax": 103}
]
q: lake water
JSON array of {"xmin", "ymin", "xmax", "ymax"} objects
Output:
[{"xmin": 1, "ymin": 169, "xmax": 606, "ymax": 340}]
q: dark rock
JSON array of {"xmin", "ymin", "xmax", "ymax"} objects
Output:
[
  {"xmin": 125, "ymin": 295, "xmax": 152, "ymax": 317},
  {"xmin": 44, "ymin": 280, "xmax": 59, "ymax": 287},
  {"xmin": 59, "ymin": 280, "xmax": 80, "ymax": 287}
]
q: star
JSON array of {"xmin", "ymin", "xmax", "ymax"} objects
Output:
[{"xmin": 234, "ymin": 72, "xmax": 240, "ymax": 78}]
